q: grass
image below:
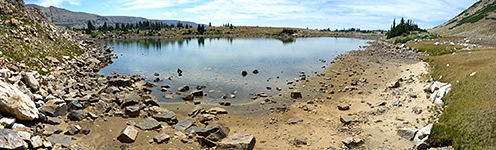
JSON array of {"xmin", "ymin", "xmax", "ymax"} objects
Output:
[{"xmin": 418, "ymin": 47, "xmax": 496, "ymax": 149}]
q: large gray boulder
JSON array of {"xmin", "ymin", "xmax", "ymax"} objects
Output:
[
  {"xmin": 0, "ymin": 81, "xmax": 39, "ymax": 120},
  {"xmin": 217, "ymin": 134, "xmax": 256, "ymax": 150},
  {"xmin": 0, "ymin": 129, "xmax": 26, "ymax": 149}
]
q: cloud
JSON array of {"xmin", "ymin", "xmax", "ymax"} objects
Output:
[
  {"xmin": 120, "ymin": 0, "xmax": 199, "ymax": 10},
  {"xmin": 38, "ymin": 0, "xmax": 80, "ymax": 7},
  {"xmin": 182, "ymin": 0, "xmax": 478, "ymax": 29},
  {"xmin": 163, "ymin": 11, "xmax": 178, "ymax": 17}
]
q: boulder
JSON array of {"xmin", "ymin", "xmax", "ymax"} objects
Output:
[
  {"xmin": 117, "ymin": 126, "xmax": 138, "ymax": 143},
  {"xmin": 0, "ymin": 118, "xmax": 16, "ymax": 128},
  {"xmin": 342, "ymin": 137, "xmax": 363, "ymax": 148},
  {"xmin": 153, "ymin": 133, "xmax": 170, "ymax": 144},
  {"xmin": 0, "ymin": 129, "xmax": 26, "ymax": 149},
  {"xmin": 21, "ymin": 72, "xmax": 40, "ymax": 91},
  {"xmin": 208, "ymin": 107, "xmax": 228, "ymax": 115},
  {"xmin": 340, "ymin": 115, "xmax": 358, "ymax": 124},
  {"xmin": 175, "ymin": 117, "xmax": 196, "ymax": 130},
  {"xmin": 388, "ymin": 78, "xmax": 401, "ymax": 88},
  {"xmin": 152, "ymin": 112, "xmax": 178, "ymax": 124},
  {"xmin": 135, "ymin": 118, "xmax": 161, "ymax": 130},
  {"xmin": 39, "ymin": 103, "xmax": 67, "ymax": 117},
  {"xmin": 286, "ymin": 118, "xmax": 303, "ymax": 124},
  {"xmin": 217, "ymin": 134, "xmax": 256, "ymax": 150},
  {"xmin": 47, "ymin": 134, "xmax": 72, "ymax": 147},
  {"xmin": 125, "ymin": 105, "xmax": 140, "ymax": 117},
  {"xmin": 290, "ymin": 90, "xmax": 302, "ymax": 99},
  {"xmin": 0, "ymin": 81, "xmax": 39, "ymax": 120},
  {"xmin": 196, "ymin": 121, "xmax": 230, "ymax": 141},
  {"xmin": 30, "ymin": 136, "xmax": 43, "ymax": 149},
  {"xmin": 337, "ymin": 105, "xmax": 350, "ymax": 110},
  {"xmin": 413, "ymin": 124, "xmax": 433, "ymax": 149},
  {"xmin": 42, "ymin": 124, "xmax": 63, "ymax": 135},
  {"xmin": 67, "ymin": 110, "xmax": 88, "ymax": 121},
  {"xmin": 397, "ymin": 127, "xmax": 418, "ymax": 140}
]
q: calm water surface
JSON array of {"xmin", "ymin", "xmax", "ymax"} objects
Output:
[{"xmin": 99, "ymin": 37, "xmax": 370, "ymax": 104}]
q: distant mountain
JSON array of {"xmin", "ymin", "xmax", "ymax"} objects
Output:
[
  {"xmin": 430, "ymin": 0, "xmax": 496, "ymax": 37},
  {"xmin": 27, "ymin": 4, "xmax": 198, "ymax": 29}
]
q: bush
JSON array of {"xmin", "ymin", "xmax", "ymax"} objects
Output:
[{"xmin": 394, "ymin": 37, "xmax": 415, "ymax": 44}]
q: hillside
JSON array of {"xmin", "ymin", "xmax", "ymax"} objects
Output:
[
  {"xmin": 27, "ymin": 4, "xmax": 198, "ymax": 29},
  {"xmin": 0, "ymin": 0, "xmax": 86, "ymax": 73},
  {"xmin": 430, "ymin": 0, "xmax": 496, "ymax": 37}
]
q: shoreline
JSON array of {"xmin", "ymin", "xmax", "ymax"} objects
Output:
[{"xmin": 88, "ymin": 32, "xmax": 382, "ymax": 41}]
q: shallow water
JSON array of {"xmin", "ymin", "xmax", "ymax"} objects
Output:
[{"xmin": 99, "ymin": 37, "xmax": 370, "ymax": 105}]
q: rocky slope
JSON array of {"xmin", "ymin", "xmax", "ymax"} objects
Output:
[
  {"xmin": 430, "ymin": 0, "xmax": 496, "ymax": 38},
  {"xmin": 27, "ymin": 4, "xmax": 198, "ymax": 29}
]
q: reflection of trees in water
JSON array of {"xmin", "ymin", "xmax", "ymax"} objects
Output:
[
  {"xmin": 276, "ymin": 38, "xmax": 296, "ymax": 45},
  {"xmin": 197, "ymin": 37, "xmax": 205, "ymax": 47}
]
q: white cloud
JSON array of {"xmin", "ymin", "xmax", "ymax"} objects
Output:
[
  {"xmin": 38, "ymin": 0, "xmax": 80, "ymax": 7},
  {"xmin": 120, "ymin": 0, "xmax": 199, "ymax": 10},
  {"xmin": 182, "ymin": 0, "xmax": 478, "ymax": 29},
  {"xmin": 163, "ymin": 11, "xmax": 178, "ymax": 17}
]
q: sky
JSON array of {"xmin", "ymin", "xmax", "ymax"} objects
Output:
[{"xmin": 24, "ymin": 0, "xmax": 479, "ymax": 30}]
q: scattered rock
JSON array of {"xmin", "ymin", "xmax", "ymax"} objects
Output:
[
  {"xmin": 397, "ymin": 127, "xmax": 418, "ymax": 140},
  {"xmin": 293, "ymin": 137, "xmax": 307, "ymax": 145},
  {"xmin": 64, "ymin": 125, "xmax": 81, "ymax": 135},
  {"xmin": 340, "ymin": 115, "xmax": 358, "ymax": 124},
  {"xmin": 153, "ymin": 133, "xmax": 170, "ymax": 144},
  {"xmin": 241, "ymin": 71, "xmax": 248, "ymax": 76},
  {"xmin": 21, "ymin": 72, "xmax": 40, "ymax": 91},
  {"xmin": 117, "ymin": 126, "xmax": 138, "ymax": 143},
  {"xmin": 125, "ymin": 105, "xmax": 140, "ymax": 117},
  {"xmin": 196, "ymin": 121, "xmax": 230, "ymax": 141},
  {"xmin": 252, "ymin": 69, "xmax": 259, "ymax": 74},
  {"xmin": 175, "ymin": 117, "xmax": 196, "ymax": 130},
  {"xmin": 135, "ymin": 118, "xmax": 161, "ymax": 130},
  {"xmin": 208, "ymin": 107, "xmax": 228, "ymax": 115},
  {"xmin": 47, "ymin": 134, "xmax": 72, "ymax": 147},
  {"xmin": 152, "ymin": 112, "xmax": 178, "ymax": 124},
  {"xmin": 286, "ymin": 118, "xmax": 303, "ymax": 124},
  {"xmin": 0, "ymin": 129, "xmax": 26, "ymax": 149},
  {"xmin": 67, "ymin": 110, "xmax": 88, "ymax": 121},
  {"xmin": 413, "ymin": 124, "xmax": 433, "ymax": 149},
  {"xmin": 217, "ymin": 134, "xmax": 256, "ymax": 150},
  {"xmin": 30, "ymin": 136, "xmax": 43, "ymax": 149},
  {"xmin": 388, "ymin": 78, "xmax": 402, "ymax": 88},
  {"xmin": 342, "ymin": 137, "xmax": 363, "ymax": 148},
  {"xmin": 337, "ymin": 105, "xmax": 350, "ymax": 110}
]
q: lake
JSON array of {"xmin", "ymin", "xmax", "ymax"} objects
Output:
[{"xmin": 99, "ymin": 37, "xmax": 370, "ymax": 105}]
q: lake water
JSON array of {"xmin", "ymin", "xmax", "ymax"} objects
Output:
[{"xmin": 99, "ymin": 37, "xmax": 370, "ymax": 105}]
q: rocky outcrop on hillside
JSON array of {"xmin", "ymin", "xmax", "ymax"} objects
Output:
[{"xmin": 27, "ymin": 4, "xmax": 198, "ymax": 29}]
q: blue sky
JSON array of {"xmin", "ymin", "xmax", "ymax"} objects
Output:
[{"xmin": 25, "ymin": 0, "xmax": 478, "ymax": 30}]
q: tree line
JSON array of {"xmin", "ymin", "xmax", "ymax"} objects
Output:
[
  {"xmin": 386, "ymin": 18, "xmax": 425, "ymax": 39},
  {"xmin": 84, "ymin": 20, "xmax": 196, "ymax": 34}
]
